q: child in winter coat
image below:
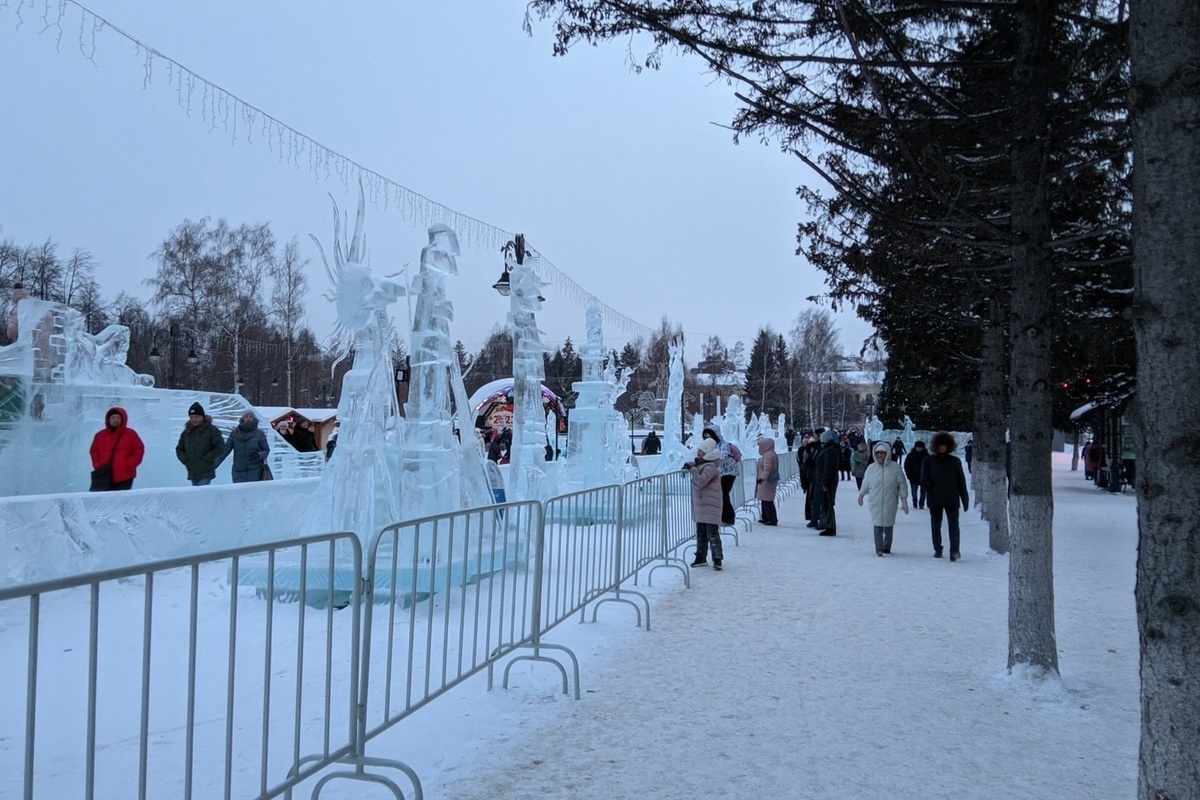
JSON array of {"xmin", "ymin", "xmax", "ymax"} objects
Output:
[
  {"xmin": 686, "ymin": 437, "xmax": 725, "ymax": 570},
  {"xmin": 858, "ymin": 441, "xmax": 909, "ymax": 555}
]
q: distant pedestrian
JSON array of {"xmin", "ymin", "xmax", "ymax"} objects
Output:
[
  {"xmin": 642, "ymin": 430, "xmax": 661, "ymax": 455},
  {"xmin": 175, "ymin": 401, "xmax": 224, "ymax": 486},
  {"xmin": 920, "ymin": 431, "xmax": 970, "ymax": 561},
  {"xmin": 963, "ymin": 438, "xmax": 973, "ymax": 474},
  {"xmin": 685, "ymin": 437, "xmax": 724, "ymax": 570},
  {"xmin": 858, "ymin": 441, "xmax": 909, "ymax": 555},
  {"xmin": 784, "ymin": 427, "xmax": 796, "ymax": 451},
  {"xmin": 755, "ymin": 436, "xmax": 780, "ymax": 526},
  {"xmin": 839, "ymin": 435, "xmax": 852, "ymax": 481},
  {"xmin": 798, "ymin": 434, "xmax": 821, "ymax": 524},
  {"xmin": 220, "ymin": 411, "xmax": 271, "ymax": 483},
  {"xmin": 850, "ymin": 441, "xmax": 870, "ymax": 490},
  {"xmin": 903, "ymin": 440, "xmax": 929, "ymax": 509},
  {"xmin": 292, "ymin": 420, "xmax": 318, "ymax": 453},
  {"xmin": 325, "ymin": 431, "xmax": 338, "ymax": 461},
  {"xmin": 89, "ymin": 406, "xmax": 145, "ymax": 491},
  {"xmin": 890, "ymin": 437, "xmax": 906, "ymax": 463}
]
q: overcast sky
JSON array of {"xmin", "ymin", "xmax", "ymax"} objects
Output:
[{"xmin": 1, "ymin": 0, "xmax": 875, "ymax": 362}]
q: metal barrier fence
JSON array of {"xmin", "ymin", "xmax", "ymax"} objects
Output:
[
  {"xmin": 2, "ymin": 461, "xmax": 800, "ymax": 799},
  {"xmin": 0, "ymin": 532, "xmax": 362, "ymax": 800}
]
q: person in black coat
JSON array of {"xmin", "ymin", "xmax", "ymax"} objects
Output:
[
  {"xmin": 798, "ymin": 435, "xmax": 820, "ymax": 522},
  {"xmin": 903, "ymin": 440, "xmax": 929, "ymax": 509},
  {"xmin": 890, "ymin": 437, "xmax": 906, "ymax": 463},
  {"xmin": 809, "ymin": 430, "xmax": 842, "ymax": 535},
  {"xmin": 920, "ymin": 431, "xmax": 971, "ymax": 560}
]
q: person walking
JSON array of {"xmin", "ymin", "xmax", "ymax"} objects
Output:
[
  {"xmin": 755, "ymin": 436, "xmax": 780, "ymax": 526},
  {"xmin": 839, "ymin": 435, "xmax": 852, "ymax": 481},
  {"xmin": 850, "ymin": 440, "xmax": 870, "ymax": 490},
  {"xmin": 890, "ymin": 436, "xmax": 906, "ymax": 463},
  {"xmin": 858, "ymin": 441, "xmax": 909, "ymax": 555},
  {"xmin": 903, "ymin": 440, "xmax": 929, "ymax": 509},
  {"xmin": 88, "ymin": 406, "xmax": 145, "ymax": 491},
  {"xmin": 641, "ymin": 430, "xmax": 661, "ymax": 455},
  {"xmin": 220, "ymin": 411, "xmax": 271, "ymax": 483},
  {"xmin": 685, "ymin": 437, "xmax": 725, "ymax": 570},
  {"xmin": 920, "ymin": 431, "xmax": 971, "ymax": 560},
  {"xmin": 175, "ymin": 401, "xmax": 224, "ymax": 486},
  {"xmin": 810, "ymin": 429, "xmax": 841, "ymax": 536}
]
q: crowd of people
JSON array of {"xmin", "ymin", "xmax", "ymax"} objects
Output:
[
  {"xmin": 86, "ymin": 403, "xmax": 334, "ymax": 490},
  {"xmin": 786, "ymin": 426, "xmax": 970, "ymax": 561}
]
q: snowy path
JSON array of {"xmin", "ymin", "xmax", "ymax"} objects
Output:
[{"xmin": 361, "ymin": 454, "xmax": 1138, "ymax": 800}]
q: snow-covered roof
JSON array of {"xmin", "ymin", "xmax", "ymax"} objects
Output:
[{"xmin": 256, "ymin": 405, "xmax": 338, "ymax": 424}]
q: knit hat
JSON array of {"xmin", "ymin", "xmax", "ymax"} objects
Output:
[
  {"xmin": 188, "ymin": 402, "xmax": 205, "ymax": 416},
  {"xmin": 697, "ymin": 438, "xmax": 719, "ymax": 459},
  {"xmin": 914, "ymin": 440, "xmax": 926, "ymax": 449},
  {"xmin": 820, "ymin": 429, "xmax": 837, "ymax": 444}
]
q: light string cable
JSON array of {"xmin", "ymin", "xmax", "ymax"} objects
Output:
[{"xmin": 6, "ymin": 0, "xmax": 654, "ymax": 340}]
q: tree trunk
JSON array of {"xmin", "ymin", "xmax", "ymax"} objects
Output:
[
  {"xmin": 1129, "ymin": 0, "xmax": 1200, "ymax": 796},
  {"xmin": 1006, "ymin": 0, "xmax": 1059, "ymax": 676},
  {"xmin": 973, "ymin": 303, "xmax": 1010, "ymax": 554}
]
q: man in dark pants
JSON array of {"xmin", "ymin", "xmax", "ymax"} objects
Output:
[
  {"xmin": 920, "ymin": 431, "xmax": 971, "ymax": 560},
  {"xmin": 810, "ymin": 429, "xmax": 842, "ymax": 535}
]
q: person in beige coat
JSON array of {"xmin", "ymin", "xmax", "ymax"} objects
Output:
[
  {"xmin": 857, "ymin": 441, "xmax": 909, "ymax": 556},
  {"xmin": 686, "ymin": 437, "xmax": 725, "ymax": 570},
  {"xmin": 755, "ymin": 436, "xmax": 780, "ymax": 526}
]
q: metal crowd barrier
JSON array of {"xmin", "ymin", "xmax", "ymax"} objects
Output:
[
  {"xmin": 0, "ymin": 532, "xmax": 362, "ymax": 800},
  {"xmin": 2, "ymin": 461, "xmax": 802, "ymax": 799}
]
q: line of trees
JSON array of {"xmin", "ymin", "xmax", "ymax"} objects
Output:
[
  {"xmin": 1, "ymin": 220, "xmax": 346, "ymax": 408},
  {"xmin": 528, "ymin": 1, "xmax": 1197, "ymax": 795}
]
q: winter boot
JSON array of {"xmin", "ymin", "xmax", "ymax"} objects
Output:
[
  {"xmin": 712, "ymin": 558, "xmax": 723, "ymax": 571},
  {"xmin": 690, "ymin": 556, "xmax": 707, "ymax": 568}
]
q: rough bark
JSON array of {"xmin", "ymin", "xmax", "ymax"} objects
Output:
[
  {"xmin": 1129, "ymin": 0, "xmax": 1200, "ymax": 796},
  {"xmin": 1006, "ymin": 0, "xmax": 1059, "ymax": 676},
  {"xmin": 973, "ymin": 303, "xmax": 1010, "ymax": 554}
]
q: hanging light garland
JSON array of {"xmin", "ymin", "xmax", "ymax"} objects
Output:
[{"xmin": 7, "ymin": 0, "xmax": 655, "ymax": 341}]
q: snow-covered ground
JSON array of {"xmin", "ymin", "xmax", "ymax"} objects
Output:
[
  {"xmin": 1, "ymin": 452, "xmax": 1138, "ymax": 798},
  {"xmin": 355, "ymin": 451, "xmax": 1138, "ymax": 799}
]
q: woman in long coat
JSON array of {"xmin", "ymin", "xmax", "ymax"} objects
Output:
[
  {"xmin": 755, "ymin": 436, "xmax": 780, "ymax": 526},
  {"xmin": 220, "ymin": 411, "xmax": 271, "ymax": 483},
  {"xmin": 858, "ymin": 441, "xmax": 909, "ymax": 555}
]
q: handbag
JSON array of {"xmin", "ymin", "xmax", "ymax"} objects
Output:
[
  {"xmin": 261, "ymin": 463, "xmax": 274, "ymax": 481},
  {"xmin": 767, "ymin": 469, "xmax": 780, "ymax": 483},
  {"xmin": 816, "ymin": 504, "xmax": 836, "ymax": 530},
  {"xmin": 90, "ymin": 429, "xmax": 124, "ymax": 491}
]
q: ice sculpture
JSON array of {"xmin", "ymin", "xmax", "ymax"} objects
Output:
[
  {"xmin": 865, "ymin": 414, "xmax": 884, "ymax": 443},
  {"xmin": 656, "ymin": 337, "xmax": 688, "ymax": 469},
  {"xmin": 507, "ymin": 262, "xmax": 551, "ymax": 501},
  {"xmin": 302, "ymin": 189, "xmax": 406, "ymax": 540},
  {"xmin": 0, "ymin": 299, "xmax": 321, "ymax": 497},
  {"xmin": 776, "ymin": 414, "xmax": 787, "ymax": 440},
  {"xmin": 718, "ymin": 394, "xmax": 749, "ymax": 452},
  {"xmin": 400, "ymin": 224, "xmax": 492, "ymax": 515},
  {"xmin": 563, "ymin": 306, "xmax": 636, "ymax": 490},
  {"xmin": 901, "ymin": 415, "xmax": 916, "ymax": 449}
]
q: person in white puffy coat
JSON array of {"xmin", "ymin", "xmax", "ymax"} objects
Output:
[{"xmin": 857, "ymin": 441, "xmax": 909, "ymax": 555}]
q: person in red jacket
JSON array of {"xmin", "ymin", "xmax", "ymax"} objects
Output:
[{"xmin": 89, "ymin": 406, "xmax": 146, "ymax": 491}]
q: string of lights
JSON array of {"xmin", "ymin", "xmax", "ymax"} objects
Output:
[{"xmin": 8, "ymin": 0, "xmax": 655, "ymax": 340}]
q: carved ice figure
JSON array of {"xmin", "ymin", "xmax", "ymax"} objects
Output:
[
  {"xmin": 901, "ymin": 415, "xmax": 917, "ymax": 449},
  {"xmin": 722, "ymin": 395, "xmax": 749, "ymax": 451},
  {"xmin": 563, "ymin": 306, "xmax": 633, "ymax": 490},
  {"xmin": 508, "ymin": 262, "xmax": 550, "ymax": 501},
  {"xmin": 657, "ymin": 337, "xmax": 688, "ymax": 469},
  {"xmin": 400, "ymin": 223, "xmax": 493, "ymax": 517},
  {"xmin": 303, "ymin": 187, "xmax": 406, "ymax": 540},
  {"xmin": 776, "ymin": 414, "xmax": 787, "ymax": 439},
  {"xmin": 865, "ymin": 414, "xmax": 884, "ymax": 443}
]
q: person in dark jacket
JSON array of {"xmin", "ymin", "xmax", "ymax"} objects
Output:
[
  {"xmin": 175, "ymin": 402, "xmax": 225, "ymax": 485},
  {"xmin": 810, "ymin": 429, "xmax": 841, "ymax": 535},
  {"xmin": 903, "ymin": 440, "xmax": 929, "ymax": 509},
  {"xmin": 219, "ymin": 411, "xmax": 270, "ymax": 483},
  {"xmin": 641, "ymin": 430, "xmax": 661, "ymax": 455},
  {"xmin": 292, "ymin": 419, "xmax": 318, "ymax": 452},
  {"xmin": 890, "ymin": 437, "xmax": 906, "ymax": 463},
  {"xmin": 920, "ymin": 431, "xmax": 971, "ymax": 560},
  {"xmin": 798, "ymin": 434, "xmax": 820, "ymax": 522},
  {"xmin": 838, "ymin": 435, "xmax": 852, "ymax": 480},
  {"xmin": 89, "ymin": 406, "xmax": 145, "ymax": 491}
]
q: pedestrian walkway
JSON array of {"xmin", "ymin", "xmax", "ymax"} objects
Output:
[{"xmin": 360, "ymin": 455, "xmax": 1139, "ymax": 800}]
